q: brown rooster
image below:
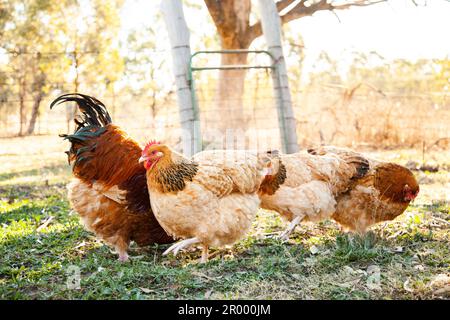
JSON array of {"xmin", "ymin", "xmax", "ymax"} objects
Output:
[
  {"xmin": 308, "ymin": 146, "xmax": 419, "ymax": 233},
  {"xmin": 50, "ymin": 93, "xmax": 173, "ymax": 261}
]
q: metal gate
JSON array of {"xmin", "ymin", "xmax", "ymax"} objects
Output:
[{"xmin": 188, "ymin": 49, "xmax": 290, "ymax": 153}]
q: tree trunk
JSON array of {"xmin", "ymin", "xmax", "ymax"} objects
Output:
[
  {"xmin": 26, "ymin": 90, "xmax": 44, "ymax": 135},
  {"xmin": 215, "ymin": 47, "xmax": 249, "ymax": 132},
  {"xmin": 18, "ymin": 77, "xmax": 26, "ymax": 136},
  {"xmin": 204, "ymin": 0, "xmax": 252, "ymax": 133}
]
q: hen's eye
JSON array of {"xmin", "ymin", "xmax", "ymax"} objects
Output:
[{"xmin": 152, "ymin": 151, "xmax": 157, "ymax": 155}]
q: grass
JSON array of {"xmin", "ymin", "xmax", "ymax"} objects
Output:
[{"xmin": 0, "ymin": 135, "xmax": 449, "ymax": 300}]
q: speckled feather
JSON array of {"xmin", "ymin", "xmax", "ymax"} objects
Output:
[
  {"xmin": 259, "ymin": 150, "xmax": 370, "ymax": 224},
  {"xmin": 146, "ymin": 148, "xmax": 270, "ymax": 247},
  {"xmin": 307, "ymin": 146, "xmax": 419, "ymax": 232}
]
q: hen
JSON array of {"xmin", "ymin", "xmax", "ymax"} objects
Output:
[
  {"xmin": 258, "ymin": 149, "xmax": 370, "ymax": 239},
  {"xmin": 141, "ymin": 144, "xmax": 279, "ymax": 262},
  {"xmin": 308, "ymin": 146, "xmax": 419, "ymax": 233},
  {"xmin": 50, "ymin": 93, "xmax": 173, "ymax": 261}
]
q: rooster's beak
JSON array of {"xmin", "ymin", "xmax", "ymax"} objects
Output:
[{"xmin": 138, "ymin": 156, "xmax": 147, "ymax": 164}]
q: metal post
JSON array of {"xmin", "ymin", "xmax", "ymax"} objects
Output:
[
  {"xmin": 161, "ymin": 0, "xmax": 201, "ymax": 156},
  {"xmin": 257, "ymin": 0, "xmax": 299, "ymax": 153}
]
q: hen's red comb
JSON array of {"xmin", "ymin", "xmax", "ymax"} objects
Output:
[{"xmin": 143, "ymin": 140, "xmax": 161, "ymax": 152}]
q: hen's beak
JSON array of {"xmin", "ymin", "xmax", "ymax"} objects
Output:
[
  {"xmin": 260, "ymin": 165, "xmax": 273, "ymax": 176},
  {"xmin": 138, "ymin": 156, "xmax": 147, "ymax": 163}
]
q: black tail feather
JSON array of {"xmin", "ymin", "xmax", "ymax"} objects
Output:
[
  {"xmin": 51, "ymin": 93, "xmax": 112, "ymax": 166},
  {"xmin": 345, "ymin": 155, "xmax": 370, "ymax": 179},
  {"xmin": 50, "ymin": 93, "xmax": 112, "ymax": 132}
]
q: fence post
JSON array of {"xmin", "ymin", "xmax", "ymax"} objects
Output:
[
  {"xmin": 161, "ymin": 0, "xmax": 201, "ymax": 156},
  {"xmin": 256, "ymin": 0, "xmax": 299, "ymax": 153}
]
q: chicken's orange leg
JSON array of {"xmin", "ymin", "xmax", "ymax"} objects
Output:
[
  {"xmin": 278, "ymin": 215, "xmax": 302, "ymax": 241},
  {"xmin": 200, "ymin": 244, "xmax": 209, "ymax": 263},
  {"xmin": 114, "ymin": 237, "xmax": 130, "ymax": 262}
]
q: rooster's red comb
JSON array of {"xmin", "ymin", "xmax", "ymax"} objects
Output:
[{"xmin": 143, "ymin": 140, "xmax": 161, "ymax": 152}]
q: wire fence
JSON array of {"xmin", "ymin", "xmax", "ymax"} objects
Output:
[
  {"xmin": 1, "ymin": 50, "xmax": 449, "ymax": 153},
  {"xmin": 292, "ymin": 87, "xmax": 450, "ymax": 150},
  {"xmin": 0, "ymin": 86, "xmax": 448, "ymax": 152},
  {"xmin": 191, "ymin": 51, "xmax": 283, "ymax": 151}
]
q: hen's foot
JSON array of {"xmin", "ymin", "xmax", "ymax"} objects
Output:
[
  {"xmin": 118, "ymin": 252, "xmax": 129, "ymax": 262},
  {"xmin": 163, "ymin": 237, "xmax": 200, "ymax": 257},
  {"xmin": 200, "ymin": 245, "xmax": 209, "ymax": 263},
  {"xmin": 278, "ymin": 216, "xmax": 302, "ymax": 241}
]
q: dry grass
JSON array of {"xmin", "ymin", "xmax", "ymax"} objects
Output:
[{"xmin": 294, "ymin": 88, "xmax": 450, "ymax": 149}]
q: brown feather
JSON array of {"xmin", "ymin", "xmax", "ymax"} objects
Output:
[
  {"xmin": 259, "ymin": 162, "xmax": 287, "ymax": 195},
  {"xmin": 332, "ymin": 162, "xmax": 419, "ymax": 233},
  {"xmin": 53, "ymin": 94, "xmax": 174, "ymax": 260},
  {"xmin": 373, "ymin": 162, "xmax": 419, "ymax": 203}
]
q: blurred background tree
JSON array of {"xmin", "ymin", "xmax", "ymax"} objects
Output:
[
  {"xmin": 0, "ymin": 0, "xmax": 124, "ymax": 135},
  {"xmin": 124, "ymin": 26, "xmax": 171, "ymax": 128}
]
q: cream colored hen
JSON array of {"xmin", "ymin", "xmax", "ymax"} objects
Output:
[
  {"xmin": 258, "ymin": 149, "xmax": 369, "ymax": 239},
  {"xmin": 140, "ymin": 144, "xmax": 279, "ymax": 262}
]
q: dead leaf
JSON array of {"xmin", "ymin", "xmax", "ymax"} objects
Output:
[
  {"xmin": 139, "ymin": 287, "xmax": 153, "ymax": 294},
  {"xmin": 367, "ymin": 265, "xmax": 380, "ymax": 274},
  {"xmin": 343, "ymin": 266, "xmax": 355, "ymax": 274},
  {"xmin": 403, "ymin": 279, "xmax": 414, "ymax": 293},
  {"xmin": 291, "ymin": 273, "xmax": 302, "ymax": 280},
  {"xmin": 309, "ymin": 245, "xmax": 319, "ymax": 255},
  {"xmin": 74, "ymin": 241, "xmax": 86, "ymax": 249},
  {"xmin": 433, "ymin": 285, "xmax": 450, "ymax": 297},
  {"xmin": 430, "ymin": 274, "xmax": 450, "ymax": 288},
  {"xmin": 387, "ymin": 230, "xmax": 406, "ymax": 239},
  {"xmin": 337, "ymin": 278, "xmax": 361, "ymax": 288},
  {"xmin": 36, "ymin": 216, "xmax": 54, "ymax": 232},
  {"xmin": 204, "ymin": 289, "xmax": 213, "ymax": 299},
  {"xmin": 394, "ymin": 246, "xmax": 403, "ymax": 253},
  {"xmin": 192, "ymin": 271, "xmax": 221, "ymax": 281}
]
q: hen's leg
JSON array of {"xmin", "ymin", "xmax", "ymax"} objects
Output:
[
  {"xmin": 163, "ymin": 237, "xmax": 200, "ymax": 257},
  {"xmin": 114, "ymin": 237, "xmax": 130, "ymax": 262},
  {"xmin": 200, "ymin": 245, "xmax": 209, "ymax": 263},
  {"xmin": 118, "ymin": 252, "xmax": 129, "ymax": 262},
  {"xmin": 278, "ymin": 216, "xmax": 302, "ymax": 241}
]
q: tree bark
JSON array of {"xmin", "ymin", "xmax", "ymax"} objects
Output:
[
  {"xmin": 215, "ymin": 46, "xmax": 249, "ymax": 131},
  {"xmin": 18, "ymin": 75, "xmax": 26, "ymax": 136},
  {"xmin": 26, "ymin": 91, "xmax": 43, "ymax": 135},
  {"xmin": 26, "ymin": 74, "xmax": 45, "ymax": 136},
  {"xmin": 26, "ymin": 53, "xmax": 45, "ymax": 135},
  {"xmin": 205, "ymin": 0, "xmax": 252, "ymax": 132}
]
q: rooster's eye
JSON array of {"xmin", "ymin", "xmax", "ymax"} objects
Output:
[{"xmin": 152, "ymin": 151, "xmax": 157, "ymax": 155}]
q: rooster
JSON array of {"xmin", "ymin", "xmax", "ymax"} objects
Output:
[
  {"xmin": 50, "ymin": 93, "xmax": 173, "ymax": 261},
  {"xmin": 258, "ymin": 149, "xmax": 370, "ymax": 239},
  {"xmin": 308, "ymin": 146, "xmax": 419, "ymax": 233},
  {"xmin": 140, "ymin": 144, "xmax": 280, "ymax": 262}
]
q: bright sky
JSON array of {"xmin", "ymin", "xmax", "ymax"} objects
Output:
[{"xmin": 120, "ymin": 0, "xmax": 450, "ymax": 62}]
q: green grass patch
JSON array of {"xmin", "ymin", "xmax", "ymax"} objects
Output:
[{"xmin": 0, "ymin": 145, "xmax": 448, "ymax": 299}]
